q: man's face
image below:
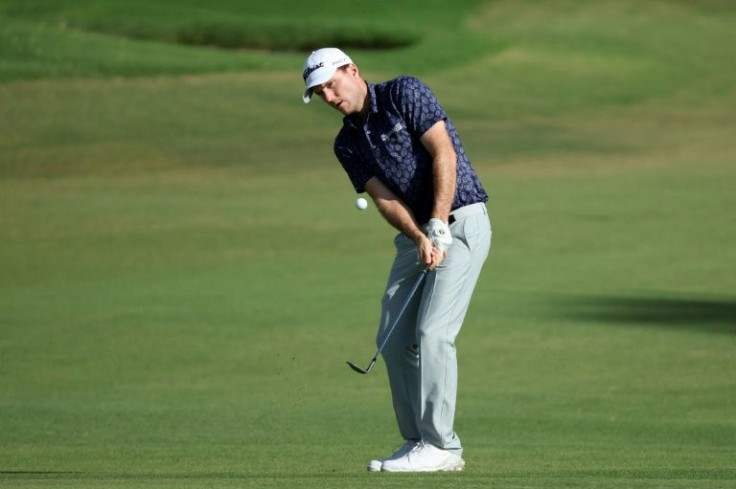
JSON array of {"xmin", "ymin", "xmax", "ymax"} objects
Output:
[{"xmin": 313, "ymin": 65, "xmax": 364, "ymax": 116}]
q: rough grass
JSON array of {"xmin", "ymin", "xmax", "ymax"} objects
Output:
[{"xmin": 0, "ymin": 0, "xmax": 491, "ymax": 82}]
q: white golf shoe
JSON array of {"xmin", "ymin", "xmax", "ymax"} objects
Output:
[
  {"xmin": 380, "ymin": 441, "xmax": 465, "ymax": 472},
  {"xmin": 367, "ymin": 440, "xmax": 420, "ymax": 472}
]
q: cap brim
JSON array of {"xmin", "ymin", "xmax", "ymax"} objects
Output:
[
  {"xmin": 302, "ymin": 88, "xmax": 313, "ymax": 104},
  {"xmin": 301, "ymin": 69, "xmax": 339, "ymax": 104}
]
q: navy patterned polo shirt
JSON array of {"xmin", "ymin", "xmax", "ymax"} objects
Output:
[{"xmin": 334, "ymin": 76, "xmax": 488, "ymax": 225}]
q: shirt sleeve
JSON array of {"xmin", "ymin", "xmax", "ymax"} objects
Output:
[
  {"xmin": 334, "ymin": 134, "xmax": 372, "ymax": 193},
  {"xmin": 393, "ymin": 76, "xmax": 448, "ymax": 137}
]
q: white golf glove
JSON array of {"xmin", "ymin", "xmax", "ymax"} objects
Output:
[{"xmin": 425, "ymin": 218, "xmax": 453, "ymax": 252}]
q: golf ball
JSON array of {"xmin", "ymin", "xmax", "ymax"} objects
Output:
[{"xmin": 356, "ymin": 197, "xmax": 368, "ymax": 210}]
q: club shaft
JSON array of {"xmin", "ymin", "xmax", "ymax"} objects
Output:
[{"xmin": 372, "ymin": 268, "xmax": 428, "ymax": 361}]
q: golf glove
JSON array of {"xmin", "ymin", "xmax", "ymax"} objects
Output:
[{"xmin": 425, "ymin": 218, "xmax": 453, "ymax": 252}]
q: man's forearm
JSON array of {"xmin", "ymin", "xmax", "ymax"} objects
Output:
[
  {"xmin": 364, "ymin": 177, "xmax": 422, "ymax": 240},
  {"xmin": 374, "ymin": 197, "xmax": 425, "ymax": 243},
  {"xmin": 432, "ymin": 150, "xmax": 457, "ymax": 222},
  {"xmin": 364, "ymin": 174, "xmax": 443, "ymax": 269},
  {"xmin": 419, "ymin": 121, "xmax": 457, "ymax": 223},
  {"xmin": 375, "ymin": 196, "xmax": 441, "ymax": 269}
]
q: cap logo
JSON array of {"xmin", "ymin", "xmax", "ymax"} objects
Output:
[{"xmin": 303, "ymin": 62, "xmax": 324, "ymax": 81}]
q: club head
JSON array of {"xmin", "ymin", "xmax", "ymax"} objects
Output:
[{"xmin": 346, "ymin": 359, "xmax": 375, "ymax": 375}]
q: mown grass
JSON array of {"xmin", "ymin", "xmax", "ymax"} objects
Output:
[{"xmin": 1, "ymin": 1, "xmax": 735, "ymax": 488}]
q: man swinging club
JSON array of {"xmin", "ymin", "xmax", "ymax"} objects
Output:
[{"xmin": 302, "ymin": 48, "xmax": 492, "ymax": 473}]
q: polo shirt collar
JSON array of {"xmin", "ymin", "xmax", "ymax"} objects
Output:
[{"xmin": 343, "ymin": 82, "xmax": 378, "ymax": 129}]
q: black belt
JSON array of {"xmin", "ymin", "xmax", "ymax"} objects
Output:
[{"xmin": 448, "ymin": 202, "xmax": 487, "ymax": 224}]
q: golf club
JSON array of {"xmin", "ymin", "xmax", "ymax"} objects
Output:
[{"xmin": 347, "ymin": 268, "xmax": 429, "ymax": 375}]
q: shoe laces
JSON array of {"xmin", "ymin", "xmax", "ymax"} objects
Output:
[{"xmin": 409, "ymin": 440, "xmax": 429, "ymax": 454}]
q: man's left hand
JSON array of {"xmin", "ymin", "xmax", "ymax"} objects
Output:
[{"xmin": 426, "ymin": 218, "xmax": 452, "ymax": 264}]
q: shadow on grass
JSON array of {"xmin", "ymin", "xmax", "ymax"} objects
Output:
[{"xmin": 558, "ymin": 296, "xmax": 736, "ymax": 334}]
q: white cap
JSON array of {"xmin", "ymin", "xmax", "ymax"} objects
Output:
[{"xmin": 301, "ymin": 48, "xmax": 353, "ymax": 104}]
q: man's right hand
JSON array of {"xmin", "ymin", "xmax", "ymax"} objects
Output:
[
  {"xmin": 416, "ymin": 235, "xmax": 444, "ymax": 270},
  {"xmin": 363, "ymin": 177, "xmax": 445, "ymax": 270}
]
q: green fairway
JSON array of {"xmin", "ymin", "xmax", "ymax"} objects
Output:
[{"xmin": 1, "ymin": 1, "xmax": 735, "ymax": 488}]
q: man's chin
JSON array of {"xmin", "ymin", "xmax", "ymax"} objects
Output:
[{"xmin": 333, "ymin": 102, "xmax": 351, "ymax": 115}]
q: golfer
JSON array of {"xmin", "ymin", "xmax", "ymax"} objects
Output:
[{"xmin": 302, "ymin": 48, "xmax": 491, "ymax": 472}]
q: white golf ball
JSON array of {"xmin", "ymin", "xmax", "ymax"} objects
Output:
[{"xmin": 356, "ymin": 197, "xmax": 368, "ymax": 210}]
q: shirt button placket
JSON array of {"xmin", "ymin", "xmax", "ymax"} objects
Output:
[{"xmin": 364, "ymin": 124, "xmax": 382, "ymax": 162}]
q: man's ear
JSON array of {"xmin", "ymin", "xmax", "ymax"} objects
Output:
[{"xmin": 345, "ymin": 63, "xmax": 360, "ymax": 78}]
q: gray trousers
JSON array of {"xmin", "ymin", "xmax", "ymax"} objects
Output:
[{"xmin": 377, "ymin": 204, "xmax": 491, "ymax": 454}]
